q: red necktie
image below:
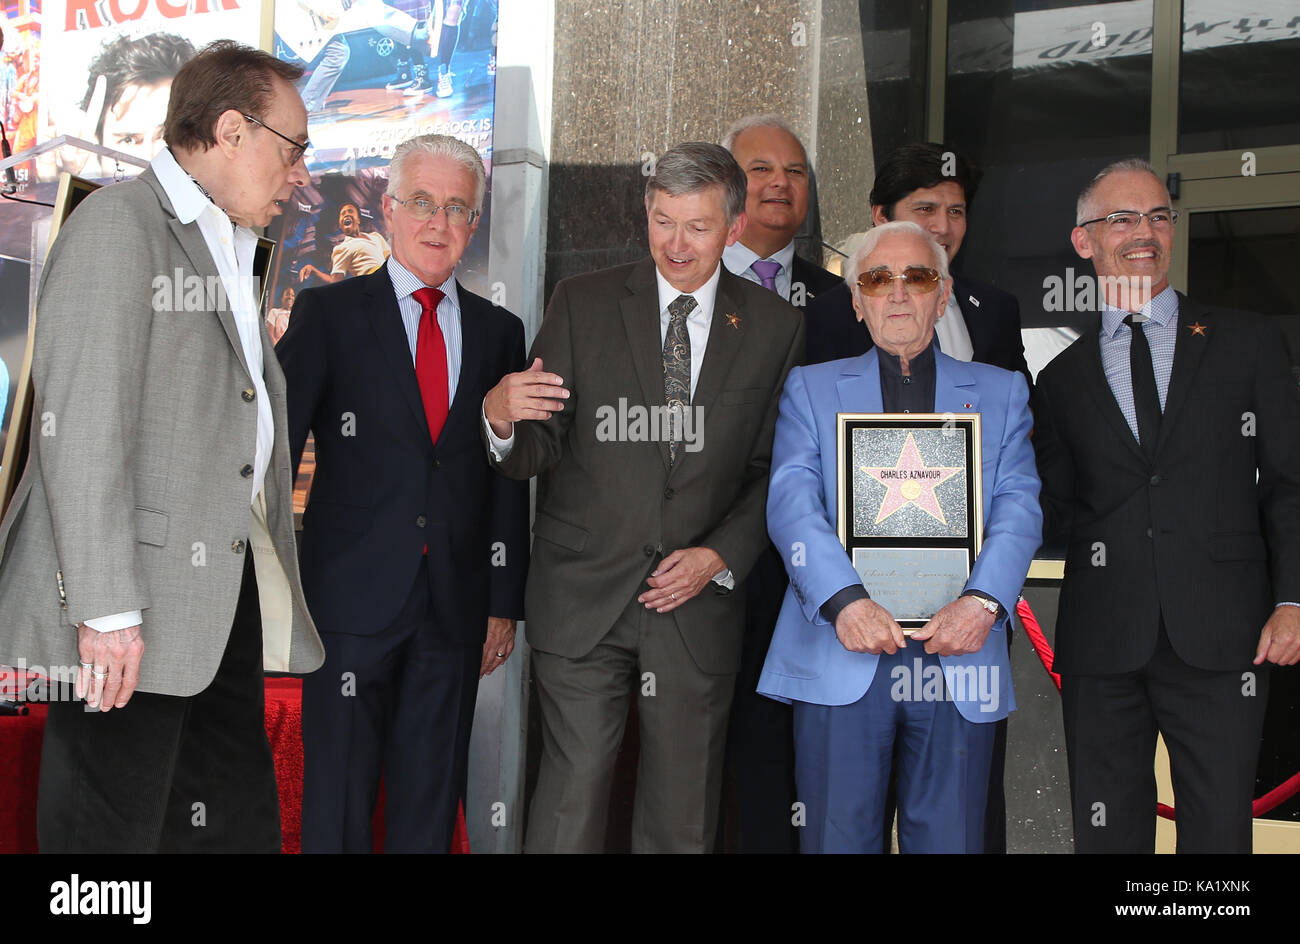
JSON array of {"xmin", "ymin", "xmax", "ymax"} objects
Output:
[{"xmin": 413, "ymin": 286, "xmax": 449, "ymax": 444}]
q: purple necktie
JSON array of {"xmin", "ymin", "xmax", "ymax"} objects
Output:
[{"xmin": 751, "ymin": 259, "xmax": 782, "ymax": 293}]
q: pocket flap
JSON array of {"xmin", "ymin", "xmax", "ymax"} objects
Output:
[
  {"xmin": 135, "ymin": 507, "xmax": 169, "ymax": 547},
  {"xmin": 1209, "ymin": 531, "xmax": 1267, "ymax": 561},
  {"xmin": 533, "ymin": 511, "xmax": 588, "ymax": 552}
]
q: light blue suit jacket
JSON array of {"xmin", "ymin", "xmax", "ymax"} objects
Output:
[{"xmin": 756, "ymin": 347, "xmax": 1042, "ymax": 722}]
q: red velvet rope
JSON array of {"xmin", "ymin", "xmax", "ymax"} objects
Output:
[{"xmin": 1014, "ymin": 598, "xmax": 1300, "ymax": 820}]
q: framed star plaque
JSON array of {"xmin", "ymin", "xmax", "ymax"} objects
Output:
[{"xmin": 836, "ymin": 413, "xmax": 983, "ymax": 632}]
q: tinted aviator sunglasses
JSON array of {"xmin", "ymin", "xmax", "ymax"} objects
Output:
[{"xmin": 856, "ymin": 265, "xmax": 942, "ymax": 296}]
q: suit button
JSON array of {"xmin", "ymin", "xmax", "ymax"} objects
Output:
[
  {"xmin": 432, "ymin": 460, "xmax": 441, "ymax": 470},
  {"xmin": 1150, "ymin": 474, "xmax": 1161, "ymax": 486},
  {"xmin": 1146, "ymin": 528, "xmax": 1153, "ymax": 538},
  {"xmin": 240, "ymin": 464, "xmax": 253, "ymax": 478},
  {"xmin": 241, "ymin": 388, "xmax": 255, "ymax": 402},
  {"xmin": 231, "ymin": 539, "xmax": 246, "ymax": 554},
  {"xmin": 643, "ymin": 544, "xmax": 655, "ymax": 557},
  {"xmin": 664, "ymin": 487, "xmax": 674, "ymax": 500},
  {"xmin": 416, "ymin": 515, "xmax": 427, "ymax": 528}
]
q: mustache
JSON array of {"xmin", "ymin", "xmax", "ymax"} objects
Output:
[{"xmin": 1119, "ymin": 239, "xmax": 1162, "ymax": 255}]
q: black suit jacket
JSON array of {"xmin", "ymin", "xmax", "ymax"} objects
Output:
[
  {"xmin": 277, "ymin": 267, "xmax": 530, "ymax": 646},
  {"xmin": 1035, "ymin": 294, "xmax": 1300, "ymax": 674},
  {"xmin": 790, "ymin": 255, "xmax": 843, "ymax": 313},
  {"xmin": 804, "ymin": 274, "xmax": 1029, "ymax": 378}
]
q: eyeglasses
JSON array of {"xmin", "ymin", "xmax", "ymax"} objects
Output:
[
  {"xmin": 856, "ymin": 265, "xmax": 942, "ymax": 297},
  {"xmin": 389, "ymin": 195, "xmax": 480, "ymax": 226},
  {"xmin": 1077, "ymin": 209, "xmax": 1179, "ymax": 231},
  {"xmin": 241, "ymin": 113, "xmax": 310, "ymax": 166}
]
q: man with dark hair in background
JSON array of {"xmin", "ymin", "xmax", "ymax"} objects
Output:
[
  {"xmin": 483, "ymin": 142, "xmax": 803, "ymax": 853},
  {"xmin": 807, "ymin": 143, "xmax": 1027, "ymax": 381},
  {"xmin": 807, "ymin": 141, "xmax": 1028, "ymax": 853},
  {"xmin": 0, "ymin": 40, "xmax": 323, "ymax": 853}
]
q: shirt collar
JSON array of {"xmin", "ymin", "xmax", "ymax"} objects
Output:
[
  {"xmin": 654, "ymin": 261, "xmax": 721, "ymax": 321},
  {"xmin": 877, "ymin": 338, "xmax": 937, "ymax": 377},
  {"xmin": 1101, "ymin": 284, "xmax": 1179, "ymax": 338},
  {"xmin": 722, "ymin": 239, "xmax": 796, "ymax": 279},
  {"xmin": 386, "ymin": 255, "xmax": 460, "ymax": 311},
  {"xmin": 152, "ymin": 147, "xmax": 216, "ymax": 226}
]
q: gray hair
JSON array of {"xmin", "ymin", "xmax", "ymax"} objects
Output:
[
  {"xmin": 387, "ymin": 134, "xmax": 487, "ymax": 211},
  {"xmin": 1076, "ymin": 157, "xmax": 1164, "ymax": 225},
  {"xmin": 645, "ymin": 142, "xmax": 748, "ymax": 225},
  {"xmin": 720, "ymin": 113, "xmax": 804, "ymax": 156},
  {"xmin": 844, "ymin": 220, "xmax": 949, "ymax": 290}
]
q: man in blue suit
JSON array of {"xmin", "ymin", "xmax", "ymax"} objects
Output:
[{"xmin": 758, "ymin": 221, "xmax": 1041, "ymax": 853}]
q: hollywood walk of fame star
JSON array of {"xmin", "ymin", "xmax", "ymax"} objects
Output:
[{"xmin": 861, "ymin": 432, "xmax": 963, "ymax": 525}]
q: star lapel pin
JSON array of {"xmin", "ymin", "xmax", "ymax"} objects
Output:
[
  {"xmin": 1189, "ymin": 321, "xmax": 1208, "ymax": 336},
  {"xmin": 725, "ymin": 312, "xmax": 742, "ymax": 330}
]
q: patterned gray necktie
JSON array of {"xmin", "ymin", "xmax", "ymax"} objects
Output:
[{"xmin": 663, "ymin": 293, "xmax": 695, "ymax": 464}]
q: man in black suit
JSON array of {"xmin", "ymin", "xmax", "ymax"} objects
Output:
[
  {"xmin": 1035, "ymin": 159, "xmax": 1300, "ymax": 852},
  {"xmin": 277, "ymin": 133, "xmax": 529, "ymax": 853},
  {"xmin": 717, "ymin": 114, "xmax": 839, "ymax": 853},
  {"xmin": 805, "ymin": 143, "xmax": 1028, "ymax": 383}
]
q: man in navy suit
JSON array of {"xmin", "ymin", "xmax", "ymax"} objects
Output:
[
  {"xmin": 758, "ymin": 221, "xmax": 1041, "ymax": 853},
  {"xmin": 805, "ymin": 143, "xmax": 1028, "ymax": 382},
  {"xmin": 277, "ymin": 133, "xmax": 529, "ymax": 853}
]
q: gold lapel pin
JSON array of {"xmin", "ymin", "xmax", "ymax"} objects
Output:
[
  {"xmin": 725, "ymin": 312, "xmax": 741, "ymax": 330},
  {"xmin": 1189, "ymin": 321, "xmax": 1207, "ymax": 336}
]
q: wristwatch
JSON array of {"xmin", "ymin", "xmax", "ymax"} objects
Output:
[{"xmin": 963, "ymin": 591, "xmax": 1002, "ymax": 618}]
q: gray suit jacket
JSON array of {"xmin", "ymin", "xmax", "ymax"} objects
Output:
[
  {"xmin": 492, "ymin": 258, "xmax": 803, "ymax": 674},
  {"xmin": 0, "ymin": 168, "xmax": 324, "ymax": 696}
]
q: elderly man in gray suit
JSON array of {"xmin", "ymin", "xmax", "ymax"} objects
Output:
[
  {"xmin": 484, "ymin": 142, "xmax": 804, "ymax": 852},
  {"xmin": 0, "ymin": 41, "xmax": 324, "ymax": 853}
]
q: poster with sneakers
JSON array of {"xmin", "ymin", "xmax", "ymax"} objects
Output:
[{"xmin": 275, "ymin": 0, "xmax": 498, "ymax": 174}]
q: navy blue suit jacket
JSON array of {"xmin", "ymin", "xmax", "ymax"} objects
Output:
[
  {"xmin": 804, "ymin": 274, "xmax": 1029, "ymax": 381},
  {"xmin": 277, "ymin": 267, "xmax": 529, "ymax": 646}
]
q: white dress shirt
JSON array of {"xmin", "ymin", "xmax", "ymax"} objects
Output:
[
  {"xmin": 934, "ymin": 289, "xmax": 975, "ymax": 362},
  {"xmin": 87, "ymin": 148, "xmax": 273, "ymax": 633}
]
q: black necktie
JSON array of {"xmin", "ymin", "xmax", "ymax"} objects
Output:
[{"xmin": 1123, "ymin": 314, "xmax": 1161, "ymax": 459}]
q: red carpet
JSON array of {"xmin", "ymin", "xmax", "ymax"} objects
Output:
[{"xmin": 0, "ymin": 677, "xmax": 468, "ymax": 853}]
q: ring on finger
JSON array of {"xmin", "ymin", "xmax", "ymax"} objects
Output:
[
  {"xmin": 91, "ymin": 668, "xmax": 108, "ymax": 679},
  {"xmin": 495, "ymin": 650, "xmax": 505, "ymax": 658},
  {"xmin": 79, "ymin": 661, "xmax": 94, "ymax": 670},
  {"xmin": 671, "ymin": 592, "xmax": 677, "ymax": 601}
]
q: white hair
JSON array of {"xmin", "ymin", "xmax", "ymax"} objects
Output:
[
  {"xmin": 387, "ymin": 133, "xmax": 486, "ymax": 211},
  {"xmin": 720, "ymin": 113, "xmax": 805, "ymax": 156},
  {"xmin": 843, "ymin": 220, "xmax": 949, "ymax": 290}
]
